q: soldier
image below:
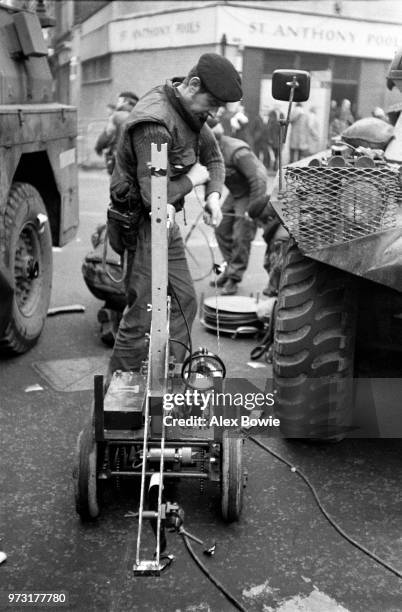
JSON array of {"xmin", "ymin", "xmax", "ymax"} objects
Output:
[
  {"xmin": 209, "ymin": 120, "xmax": 269, "ymax": 295},
  {"xmin": 95, "ymin": 91, "xmax": 139, "ymax": 174},
  {"xmin": 107, "ymin": 54, "xmax": 242, "ymax": 378}
]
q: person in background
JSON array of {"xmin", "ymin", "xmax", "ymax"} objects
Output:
[
  {"xmin": 251, "ymin": 112, "xmax": 270, "ymax": 170},
  {"xmin": 266, "ymin": 109, "xmax": 281, "ymax": 171},
  {"xmin": 305, "ymin": 106, "xmax": 320, "ymax": 156},
  {"xmin": 328, "ymin": 108, "xmax": 345, "ymax": 144},
  {"xmin": 95, "ymin": 91, "xmax": 139, "ymax": 175},
  {"xmin": 329, "ymin": 99, "xmax": 338, "ymax": 122},
  {"xmin": 289, "ymin": 103, "xmax": 310, "ymax": 162},
  {"xmin": 230, "ymin": 103, "xmax": 252, "ymax": 144},
  {"xmin": 210, "ymin": 120, "xmax": 269, "ymax": 296},
  {"xmin": 107, "ymin": 54, "xmax": 242, "ymax": 377},
  {"xmin": 340, "ymin": 98, "xmax": 354, "ymax": 127}
]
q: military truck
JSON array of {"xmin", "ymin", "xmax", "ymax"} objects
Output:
[
  {"xmin": 269, "ymin": 66, "xmax": 402, "ymax": 439},
  {"xmin": 0, "ymin": 2, "xmax": 78, "ymax": 356}
]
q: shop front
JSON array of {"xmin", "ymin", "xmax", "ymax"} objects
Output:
[{"xmin": 76, "ymin": 2, "xmax": 402, "ymax": 161}]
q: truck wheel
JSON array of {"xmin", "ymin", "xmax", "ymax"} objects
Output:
[
  {"xmin": 273, "ymin": 241, "xmax": 357, "ymax": 440},
  {"xmin": 0, "ymin": 183, "xmax": 52, "ymax": 356}
]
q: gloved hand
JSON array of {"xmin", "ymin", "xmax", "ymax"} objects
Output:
[
  {"xmin": 167, "ymin": 204, "xmax": 176, "ymax": 227},
  {"xmin": 203, "ymin": 192, "xmax": 222, "ymax": 227}
]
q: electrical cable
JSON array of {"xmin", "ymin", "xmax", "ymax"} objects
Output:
[
  {"xmin": 168, "ymin": 281, "xmax": 193, "ymax": 365},
  {"xmin": 192, "ymin": 188, "xmax": 224, "ymax": 355},
  {"xmin": 180, "ymin": 531, "xmax": 247, "ymax": 612},
  {"xmin": 184, "ymin": 205, "xmax": 216, "ymax": 281},
  {"xmin": 169, "ymin": 338, "xmax": 191, "ymax": 355},
  {"xmin": 172, "ymin": 209, "xmax": 246, "ymax": 609},
  {"xmin": 183, "ymin": 190, "xmax": 218, "ymax": 281},
  {"xmin": 244, "ymin": 433, "xmax": 402, "ymax": 580},
  {"xmin": 184, "ymin": 209, "xmax": 204, "ymax": 245}
]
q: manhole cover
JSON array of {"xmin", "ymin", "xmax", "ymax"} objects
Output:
[{"xmin": 33, "ymin": 355, "xmax": 108, "ymax": 392}]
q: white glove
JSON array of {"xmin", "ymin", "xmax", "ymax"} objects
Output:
[{"xmin": 203, "ymin": 192, "xmax": 222, "ymax": 227}]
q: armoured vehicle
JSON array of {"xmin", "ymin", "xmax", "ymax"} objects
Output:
[
  {"xmin": 269, "ymin": 65, "xmax": 402, "ymax": 439},
  {"xmin": 0, "ymin": 2, "xmax": 78, "ymax": 356}
]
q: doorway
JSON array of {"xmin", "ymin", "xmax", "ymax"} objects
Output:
[{"xmin": 331, "ymin": 83, "xmax": 358, "ymax": 118}]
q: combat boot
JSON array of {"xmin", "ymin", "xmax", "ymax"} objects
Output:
[
  {"xmin": 221, "ymin": 279, "xmax": 238, "ymax": 295},
  {"xmin": 209, "ymin": 273, "xmax": 228, "ymax": 288}
]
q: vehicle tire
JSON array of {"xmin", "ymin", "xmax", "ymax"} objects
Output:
[
  {"xmin": 73, "ymin": 421, "xmax": 101, "ymax": 521},
  {"xmin": 221, "ymin": 431, "xmax": 244, "ymax": 522},
  {"xmin": 273, "ymin": 240, "xmax": 357, "ymax": 440},
  {"xmin": 0, "ymin": 183, "xmax": 52, "ymax": 356}
]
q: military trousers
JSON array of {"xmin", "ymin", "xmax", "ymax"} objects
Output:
[
  {"xmin": 108, "ymin": 216, "xmax": 197, "ymax": 375},
  {"xmin": 214, "ymin": 193, "xmax": 257, "ymax": 283}
]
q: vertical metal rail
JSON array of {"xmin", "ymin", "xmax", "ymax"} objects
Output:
[
  {"xmin": 134, "ymin": 143, "xmax": 170, "ymax": 574},
  {"xmin": 135, "ymin": 341, "xmax": 153, "ymax": 568},
  {"xmin": 155, "ymin": 297, "xmax": 171, "ymax": 564},
  {"xmin": 150, "ymin": 143, "xmax": 169, "ymax": 567}
]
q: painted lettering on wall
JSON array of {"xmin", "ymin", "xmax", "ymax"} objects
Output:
[
  {"xmin": 249, "ymin": 21, "xmax": 402, "ymax": 49},
  {"xmin": 176, "ymin": 21, "xmax": 200, "ymax": 34},
  {"xmin": 273, "ymin": 24, "xmax": 355, "ymax": 44},
  {"xmin": 118, "ymin": 21, "xmax": 200, "ymax": 41},
  {"xmin": 367, "ymin": 33, "xmax": 401, "ymax": 47},
  {"xmin": 250, "ymin": 22, "xmax": 355, "ymax": 44}
]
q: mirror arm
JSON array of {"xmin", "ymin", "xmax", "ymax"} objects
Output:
[
  {"xmin": 283, "ymin": 75, "xmax": 298, "ymax": 140},
  {"xmin": 278, "ymin": 76, "xmax": 299, "ymax": 192}
]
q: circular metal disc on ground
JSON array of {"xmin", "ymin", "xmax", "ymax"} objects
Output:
[
  {"xmin": 203, "ymin": 296, "xmax": 258, "ymax": 314},
  {"xmin": 203, "ymin": 314, "xmax": 260, "ymax": 326},
  {"xmin": 203, "ymin": 306, "xmax": 259, "ymax": 322},
  {"xmin": 203, "ymin": 304, "xmax": 259, "ymax": 318},
  {"xmin": 200, "ymin": 319, "xmax": 260, "ymax": 336}
]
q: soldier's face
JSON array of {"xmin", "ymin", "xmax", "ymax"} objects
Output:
[
  {"xmin": 180, "ymin": 78, "xmax": 223, "ymax": 120},
  {"xmin": 189, "ymin": 92, "xmax": 221, "ymax": 117}
]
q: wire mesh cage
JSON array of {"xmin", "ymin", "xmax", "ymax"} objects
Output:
[{"xmin": 279, "ymin": 165, "xmax": 402, "ymax": 252}]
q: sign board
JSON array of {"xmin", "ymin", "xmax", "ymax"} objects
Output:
[
  {"xmin": 108, "ymin": 4, "xmax": 402, "ymax": 60},
  {"xmin": 217, "ymin": 5, "xmax": 402, "ymax": 60},
  {"xmin": 109, "ymin": 7, "xmax": 215, "ymax": 52}
]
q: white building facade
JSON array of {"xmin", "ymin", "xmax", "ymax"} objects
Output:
[{"xmin": 56, "ymin": 1, "xmax": 402, "ymax": 164}]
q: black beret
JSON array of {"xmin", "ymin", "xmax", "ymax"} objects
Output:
[{"xmin": 196, "ymin": 53, "xmax": 242, "ymax": 103}]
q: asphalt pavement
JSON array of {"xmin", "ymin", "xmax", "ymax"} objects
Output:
[{"xmin": 1, "ymin": 170, "xmax": 402, "ymax": 612}]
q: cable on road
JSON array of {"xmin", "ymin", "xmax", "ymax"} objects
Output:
[
  {"xmin": 184, "ymin": 197, "xmax": 215, "ymax": 281},
  {"xmin": 245, "ymin": 433, "xmax": 402, "ymax": 580},
  {"xmin": 180, "ymin": 530, "xmax": 247, "ymax": 612}
]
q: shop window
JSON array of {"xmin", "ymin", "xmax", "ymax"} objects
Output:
[
  {"xmin": 333, "ymin": 56, "xmax": 359, "ymax": 80},
  {"xmin": 263, "ymin": 51, "xmax": 296, "ymax": 75},
  {"xmin": 298, "ymin": 53, "xmax": 330, "ymax": 72},
  {"xmin": 82, "ymin": 55, "xmax": 111, "ymax": 83}
]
